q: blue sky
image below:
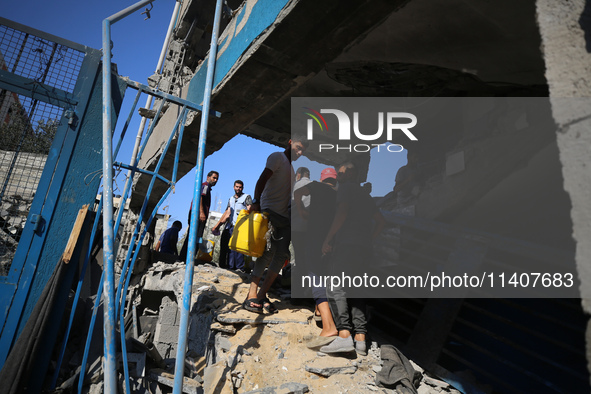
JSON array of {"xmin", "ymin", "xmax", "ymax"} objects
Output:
[{"xmin": 3, "ymin": 1, "xmax": 406, "ymax": 237}]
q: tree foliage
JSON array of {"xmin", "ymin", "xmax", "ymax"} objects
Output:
[{"xmin": 0, "ymin": 103, "xmax": 58, "ymax": 155}]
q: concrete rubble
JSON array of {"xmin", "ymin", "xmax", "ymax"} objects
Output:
[
  {"xmin": 63, "ymin": 260, "xmax": 467, "ymax": 393},
  {"xmin": 0, "ymin": 150, "xmax": 45, "ymax": 275}
]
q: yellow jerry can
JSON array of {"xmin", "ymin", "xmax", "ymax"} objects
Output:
[{"xmin": 229, "ymin": 210, "xmax": 269, "ymax": 257}]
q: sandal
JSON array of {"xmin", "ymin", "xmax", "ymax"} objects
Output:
[
  {"xmin": 261, "ymin": 297, "xmax": 278, "ymax": 314},
  {"xmin": 243, "ymin": 298, "xmax": 264, "ymax": 314}
]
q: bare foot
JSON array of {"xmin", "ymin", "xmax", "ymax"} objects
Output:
[{"xmin": 320, "ymin": 328, "xmax": 338, "ymax": 337}]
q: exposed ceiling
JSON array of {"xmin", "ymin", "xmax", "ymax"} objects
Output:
[
  {"xmin": 132, "ymin": 0, "xmax": 548, "ymax": 211},
  {"xmin": 243, "ymin": 0, "xmax": 547, "ymax": 163}
]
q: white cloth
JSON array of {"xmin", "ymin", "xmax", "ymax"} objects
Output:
[
  {"xmin": 261, "ymin": 151, "xmax": 294, "ymax": 218},
  {"xmin": 291, "ymin": 177, "xmax": 311, "ymax": 232}
]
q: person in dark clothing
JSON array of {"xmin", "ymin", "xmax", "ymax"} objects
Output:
[
  {"xmin": 294, "ymin": 167, "xmax": 339, "ymax": 348},
  {"xmin": 155, "ymin": 220, "xmax": 182, "ymax": 256},
  {"xmin": 180, "ymin": 170, "xmax": 219, "ymax": 262},
  {"xmin": 320, "ymin": 162, "xmax": 385, "ymax": 355},
  {"xmin": 291, "ymin": 166, "xmax": 312, "ymax": 270}
]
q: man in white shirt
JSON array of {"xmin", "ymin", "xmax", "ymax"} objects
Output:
[
  {"xmin": 243, "ymin": 135, "xmax": 308, "ymax": 314},
  {"xmin": 212, "ymin": 180, "xmax": 252, "ymax": 271}
]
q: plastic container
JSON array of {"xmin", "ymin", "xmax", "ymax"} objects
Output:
[
  {"xmin": 196, "ymin": 239, "xmax": 215, "ymax": 262},
  {"xmin": 229, "ymin": 210, "xmax": 269, "ymax": 257}
]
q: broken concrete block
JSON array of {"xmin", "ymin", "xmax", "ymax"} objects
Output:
[
  {"xmin": 188, "ymin": 309, "xmax": 214, "ymax": 357},
  {"xmin": 149, "ymin": 369, "xmax": 202, "ymax": 394},
  {"xmin": 216, "ymin": 335, "xmax": 232, "ymax": 352},
  {"xmin": 216, "ymin": 310, "xmax": 308, "ymax": 325},
  {"xmin": 88, "ymin": 381, "xmax": 104, "ymax": 394},
  {"xmin": 151, "ymin": 261, "xmax": 186, "ymax": 273},
  {"xmin": 305, "ymin": 357, "xmax": 357, "ymax": 377},
  {"xmin": 155, "ymin": 342, "xmax": 174, "ymax": 360},
  {"xmin": 210, "ymin": 322, "xmax": 236, "ymax": 334},
  {"xmin": 418, "ymin": 384, "xmax": 437, "ymax": 394},
  {"xmin": 159, "ymin": 302, "xmax": 179, "ymax": 326},
  {"xmin": 241, "ymin": 387, "xmax": 276, "ymax": 394},
  {"xmin": 241, "ymin": 382, "xmax": 309, "ymax": 394},
  {"xmin": 143, "ymin": 269, "xmax": 184, "ymax": 295},
  {"xmin": 276, "ymin": 382, "xmax": 309, "ymax": 394},
  {"xmin": 154, "ymin": 296, "xmax": 180, "ymax": 353},
  {"xmin": 155, "ymin": 323, "xmax": 179, "ymax": 345}
]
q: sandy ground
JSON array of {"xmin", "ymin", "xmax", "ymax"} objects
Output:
[{"xmin": 187, "ymin": 264, "xmax": 461, "ymax": 394}]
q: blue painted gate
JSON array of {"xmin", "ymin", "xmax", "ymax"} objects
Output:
[{"xmin": 0, "ymin": 16, "xmax": 104, "ymax": 366}]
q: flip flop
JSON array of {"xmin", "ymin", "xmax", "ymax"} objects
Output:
[
  {"xmin": 305, "ymin": 335, "xmax": 337, "ymax": 349},
  {"xmin": 261, "ymin": 297, "xmax": 278, "ymax": 314},
  {"xmin": 243, "ymin": 298, "xmax": 264, "ymax": 314}
]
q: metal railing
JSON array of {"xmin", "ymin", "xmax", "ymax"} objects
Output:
[{"xmin": 47, "ymin": 1, "xmax": 223, "ymax": 392}]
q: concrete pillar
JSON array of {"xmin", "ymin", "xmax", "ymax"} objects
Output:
[{"xmin": 536, "ymin": 0, "xmax": 591, "ymax": 381}]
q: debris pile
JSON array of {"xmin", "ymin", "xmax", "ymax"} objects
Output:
[
  {"xmin": 0, "ymin": 150, "xmax": 45, "ymax": 275},
  {"xmin": 55, "ymin": 261, "xmax": 464, "ymax": 393}
]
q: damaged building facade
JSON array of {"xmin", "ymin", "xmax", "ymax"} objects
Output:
[{"xmin": 0, "ymin": 0, "xmax": 591, "ymax": 392}]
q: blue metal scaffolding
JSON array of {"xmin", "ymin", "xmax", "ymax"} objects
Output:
[{"xmin": 54, "ymin": 0, "xmax": 224, "ymax": 392}]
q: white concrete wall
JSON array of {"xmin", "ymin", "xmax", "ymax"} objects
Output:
[{"xmin": 536, "ymin": 0, "xmax": 591, "ymax": 381}]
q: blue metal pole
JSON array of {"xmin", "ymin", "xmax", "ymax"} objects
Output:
[
  {"xmin": 102, "ymin": 1, "xmax": 156, "ymax": 392},
  {"xmin": 113, "ymin": 88, "xmax": 142, "ymax": 159},
  {"xmin": 101, "ymin": 17, "xmax": 117, "ymax": 394},
  {"xmin": 172, "ymin": 110, "xmax": 188, "ymax": 182},
  {"xmin": 173, "ymin": 0, "xmax": 223, "ymax": 392},
  {"xmin": 123, "ymin": 79, "xmax": 220, "ymax": 117},
  {"xmin": 112, "ymin": 163, "xmax": 173, "ymax": 186}
]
